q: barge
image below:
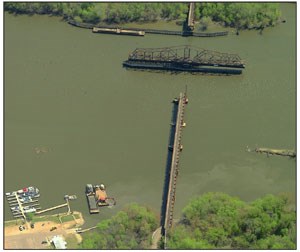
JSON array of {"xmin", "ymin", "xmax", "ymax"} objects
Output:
[
  {"xmin": 86, "ymin": 184, "xmax": 116, "ymax": 214},
  {"xmin": 92, "ymin": 27, "xmax": 145, "ymax": 36},
  {"xmin": 86, "ymin": 184, "xmax": 99, "ymax": 214}
]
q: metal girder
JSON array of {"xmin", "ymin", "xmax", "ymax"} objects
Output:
[{"xmin": 128, "ymin": 46, "xmax": 245, "ymax": 68}]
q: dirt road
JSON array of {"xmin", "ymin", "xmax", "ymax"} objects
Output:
[{"xmin": 4, "ymin": 212, "xmax": 84, "ymax": 249}]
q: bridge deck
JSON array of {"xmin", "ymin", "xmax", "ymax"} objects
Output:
[
  {"xmin": 126, "ymin": 46, "xmax": 245, "ymax": 69},
  {"xmin": 162, "ymin": 92, "xmax": 187, "ymax": 239},
  {"xmin": 187, "ymin": 3, "xmax": 195, "ymax": 30}
]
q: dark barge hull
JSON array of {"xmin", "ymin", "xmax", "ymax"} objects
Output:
[
  {"xmin": 87, "ymin": 194, "xmax": 99, "ymax": 214},
  {"xmin": 123, "ymin": 60, "xmax": 242, "ymax": 75}
]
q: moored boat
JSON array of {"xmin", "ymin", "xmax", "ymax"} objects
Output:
[
  {"xmin": 86, "ymin": 183, "xmax": 116, "ymax": 214},
  {"xmin": 17, "ymin": 186, "xmax": 40, "ymax": 198}
]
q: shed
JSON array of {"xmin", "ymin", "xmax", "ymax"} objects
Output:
[{"xmin": 51, "ymin": 235, "xmax": 67, "ymax": 249}]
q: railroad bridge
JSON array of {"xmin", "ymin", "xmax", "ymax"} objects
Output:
[
  {"xmin": 186, "ymin": 2, "xmax": 195, "ymax": 31},
  {"xmin": 160, "ymin": 91, "xmax": 188, "ymax": 248},
  {"xmin": 123, "ymin": 46, "xmax": 245, "ymax": 74}
]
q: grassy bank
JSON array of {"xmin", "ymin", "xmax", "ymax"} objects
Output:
[{"xmin": 5, "ymin": 212, "xmax": 82, "ymax": 226}]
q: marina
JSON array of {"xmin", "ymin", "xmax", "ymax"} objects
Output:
[{"xmin": 5, "ymin": 186, "xmax": 41, "ymax": 220}]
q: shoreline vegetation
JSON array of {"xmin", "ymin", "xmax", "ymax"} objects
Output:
[
  {"xmin": 5, "ymin": 3, "xmax": 282, "ymax": 31},
  {"xmin": 78, "ymin": 193, "xmax": 295, "ymax": 249},
  {"xmin": 5, "ymin": 211, "xmax": 84, "ymax": 227}
]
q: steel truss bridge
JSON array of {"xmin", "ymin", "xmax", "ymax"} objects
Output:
[{"xmin": 127, "ymin": 45, "xmax": 245, "ymax": 69}]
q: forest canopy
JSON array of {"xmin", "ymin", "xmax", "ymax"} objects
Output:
[
  {"xmin": 78, "ymin": 192, "xmax": 295, "ymax": 249},
  {"xmin": 80, "ymin": 203, "xmax": 159, "ymax": 249},
  {"xmin": 166, "ymin": 192, "xmax": 296, "ymax": 249},
  {"xmin": 5, "ymin": 2, "xmax": 281, "ymax": 29}
]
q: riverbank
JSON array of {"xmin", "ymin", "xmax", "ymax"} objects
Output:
[
  {"xmin": 4, "ymin": 3, "xmax": 282, "ymax": 31},
  {"xmin": 4, "ymin": 211, "xmax": 84, "ymax": 249},
  {"xmin": 68, "ymin": 19, "xmax": 229, "ymax": 37}
]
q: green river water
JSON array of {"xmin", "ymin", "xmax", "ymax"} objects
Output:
[{"xmin": 4, "ymin": 4, "xmax": 296, "ymax": 227}]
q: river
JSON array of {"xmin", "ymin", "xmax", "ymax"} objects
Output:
[{"xmin": 4, "ymin": 3, "xmax": 296, "ymax": 227}]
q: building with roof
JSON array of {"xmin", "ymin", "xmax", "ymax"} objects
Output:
[{"xmin": 51, "ymin": 235, "xmax": 67, "ymax": 249}]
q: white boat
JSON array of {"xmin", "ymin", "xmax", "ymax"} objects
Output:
[
  {"xmin": 6, "ymin": 192, "xmax": 17, "ymax": 197},
  {"xmin": 12, "ymin": 206, "xmax": 37, "ymax": 214},
  {"xmin": 24, "ymin": 207, "xmax": 36, "ymax": 213},
  {"xmin": 64, "ymin": 195, "xmax": 77, "ymax": 200},
  {"xmin": 19, "ymin": 196, "xmax": 33, "ymax": 203},
  {"xmin": 17, "ymin": 186, "xmax": 40, "ymax": 198}
]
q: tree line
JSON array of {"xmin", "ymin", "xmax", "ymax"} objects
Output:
[
  {"xmin": 78, "ymin": 192, "xmax": 295, "ymax": 249},
  {"xmin": 5, "ymin": 2, "xmax": 281, "ymax": 29},
  {"xmin": 166, "ymin": 192, "xmax": 295, "ymax": 249}
]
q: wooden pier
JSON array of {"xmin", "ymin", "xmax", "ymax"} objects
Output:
[
  {"xmin": 6, "ymin": 189, "xmax": 42, "ymax": 220},
  {"xmin": 160, "ymin": 91, "xmax": 188, "ymax": 247},
  {"xmin": 35, "ymin": 202, "xmax": 68, "ymax": 215}
]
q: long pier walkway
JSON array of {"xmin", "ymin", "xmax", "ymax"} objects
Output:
[
  {"xmin": 35, "ymin": 202, "xmax": 69, "ymax": 215},
  {"xmin": 160, "ymin": 91, "xmax": 188, "ymax": 248}
]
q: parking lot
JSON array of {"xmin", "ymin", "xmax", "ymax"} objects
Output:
[{"xmin": 5, "ymin": 221, "xmax": 68, "ymax": 249}]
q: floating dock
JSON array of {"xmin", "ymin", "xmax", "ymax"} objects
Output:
[
  {"xmin": 5, "ymin": 186, "xmax": 41, "ymax": 219},
  {"xmin": 123, "ymin": 45, "xmax": 245, "ymax": 75},
  {"xmin": 160, "ymin": 91, "xmax": 188, "ymax": 243}
]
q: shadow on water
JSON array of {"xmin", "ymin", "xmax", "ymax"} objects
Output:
[
  {"xmin": 123, "ymin": 67, "xmax": 240, "ymax": 76},
  {"xmin": 160, "ymin": 99, "xmax": 179, "ymax": 233}
]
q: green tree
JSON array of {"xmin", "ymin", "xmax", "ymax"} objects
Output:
[
  {"xmin": 80, "ymin": 203, "xmax": 159, "ymax": 249},
  {"xmin": 168, "ymin": 193, "xmax": 296, "ymax": 249},
  {"xmin": 4, "ymin": 2, "xmax": 282, "ymax": 30}
]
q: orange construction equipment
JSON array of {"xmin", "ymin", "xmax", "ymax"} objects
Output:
[{"xmin": 95, "ymin": 188, "xmax": 107, "ymax": 202}]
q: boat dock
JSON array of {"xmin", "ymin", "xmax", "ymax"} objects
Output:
[
  {"xmin": 6, "ymin": 187, "xmax": 42, "ymax": 220},
  {"xmin": 160, "ymin": 91, "xmax": 188, "ymax": 245},
  {"xmin": 35, "ymin": 202, "xmax": 69, "ymax": 215}
]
